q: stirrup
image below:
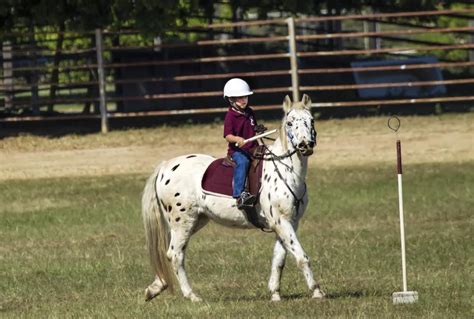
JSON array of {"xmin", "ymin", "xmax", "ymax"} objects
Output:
[{"xmin": 237, "ymin": 192, "xmax": 256, "ymax": 209}]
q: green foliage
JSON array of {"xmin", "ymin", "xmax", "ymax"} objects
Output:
[
  {"xmin": 1, "ymin": 0, "xmax": 471, "ymax": 38},
  {"xmin": 0, "ymin": 0, "xmax": 194, "ymax": 37}
]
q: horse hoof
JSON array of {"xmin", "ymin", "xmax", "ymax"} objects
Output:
[
  {"xmin": 312, "ymin": 289, "xmax": 326, "ymax": 299},
  {"xmin": 271, "ymin": 293, "xmax": 281, "ymax": 302},
  {"xmin": 189, "ymin": 294, "xmax": 203, "ymax": 302},
  {"xmin": 145, "ymin": 288, "xmax": 160, "ymax": 302}
]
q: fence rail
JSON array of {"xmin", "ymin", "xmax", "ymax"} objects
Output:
[{"xmin": 1, "ymin": 8, "xmax": 473, "ymax": 132}]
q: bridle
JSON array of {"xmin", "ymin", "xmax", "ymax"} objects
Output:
[{"xmin": 250, "ymin": 110, "xmax": 316, "ymax": 214}]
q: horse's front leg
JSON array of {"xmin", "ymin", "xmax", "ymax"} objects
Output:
[
  {"xmin": 268, "ymin": 239, "xmax": 287, "ymax": 301},
  {"xmin": 274, "ymin": 218, "xmax": 325, "ymax": 299}
]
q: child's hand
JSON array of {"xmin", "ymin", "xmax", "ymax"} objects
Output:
[{"xmin": 236, "ymin": 137, "xmax": 246, "ymax": 147}]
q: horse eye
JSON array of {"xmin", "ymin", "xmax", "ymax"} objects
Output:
[{"xmin": 287, "ymin": 122, "xmax": 293, "ymax": 127}]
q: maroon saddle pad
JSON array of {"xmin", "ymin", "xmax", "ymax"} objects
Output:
[{"xmin": 201, "ymin": 157, "xmax": 264, "ymax": 197}]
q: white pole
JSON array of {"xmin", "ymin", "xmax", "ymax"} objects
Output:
[
  {"xmin": 392, "ymin": 137, "xmax": 418, "ymax": 304},
  {"xmin": 397, "ymin": 169, "xmax": 408, "ymax": 292},
  {"xmin": 235, "ymin": 129, "xmax": 277, "ymax": 146}
]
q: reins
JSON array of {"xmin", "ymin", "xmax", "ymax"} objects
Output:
[
  {"xmin": 265, "ymin": 144, "xmax": 307, "ymax": 213},
  {"xmin": 251, "ymin": 136, "xmax": 307, "ymax": 214}
]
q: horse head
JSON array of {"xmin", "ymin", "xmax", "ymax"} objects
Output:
[{"xmin": 282, "ymin": 94, "xmax": 317, "ymax": 156}]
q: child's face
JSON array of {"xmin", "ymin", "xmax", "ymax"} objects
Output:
[{"xmin": 230, "ymin": 96, "xmax": 249, "ymax": 109}]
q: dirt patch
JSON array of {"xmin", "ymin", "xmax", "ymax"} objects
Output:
[{"xmin": 1, "ymin": 114, "xmax": 472, "ymax": 180}]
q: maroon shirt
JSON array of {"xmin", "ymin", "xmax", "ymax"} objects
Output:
[{"xmin": 223, "ymin": 106, "xmax": 258, "ymax": 156}]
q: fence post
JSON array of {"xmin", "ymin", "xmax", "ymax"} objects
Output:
[
  {"xmin": 2, "ymin": 41, "xmax": 13, "ymax": 110},
  {"xmin": 95, "ymin": 28, "xmax": 109, "ymax": 133},
  {"xmin": 287, "ymin": 17, "xmax": 300, "ymax": 102},
  {"xmin": 364, "ymin": 19, "xmax": 381, "ymax": 50},
  {"xmin": 470, "ymin": 19, "xmax": 474, "ymax": 75},
  {"xmin": 29, "ymin": 25, "xmax": 39, "ymax": 116}
]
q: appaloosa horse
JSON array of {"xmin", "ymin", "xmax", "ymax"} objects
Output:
[{"xmin": 142, "ymin": 94, "xmax": 324, "ymax": 302}]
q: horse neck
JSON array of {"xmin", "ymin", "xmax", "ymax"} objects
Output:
[{"xmin": 270, "ymin": 136, "xmax": 308, "ymax": 181}]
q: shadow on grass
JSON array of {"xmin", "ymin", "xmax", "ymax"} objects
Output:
[
  {"xmin": 326, "ymin": 290, "xmax": 366, "ymax": 299},
  {"xmin": 209, "ymin": 290, "xmax": 370, "ymax": 302},
  {"xmin": 326, "ymin": 288, "xmax": 388, "ymax": 299},
  {"xmin": 281, "ymin": 290, "xmax": 368, "ymax": 300}
]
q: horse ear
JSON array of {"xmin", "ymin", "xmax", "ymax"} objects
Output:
[
  {"xmin": 283, "ymin": 95, "xmax": 292, "ymax": 113},
  {"xmin": 301, "ymin": 94, "xmax": 312, "ymax": 109}
]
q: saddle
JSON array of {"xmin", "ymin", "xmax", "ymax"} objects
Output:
[{"xmin": 201, "ymin": 146, "xmax": 268, "ymax": 229}]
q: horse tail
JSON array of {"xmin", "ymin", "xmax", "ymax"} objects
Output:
[{"xmin": 142, "ymin": 162, "xmax": 175, "ymax": 292}]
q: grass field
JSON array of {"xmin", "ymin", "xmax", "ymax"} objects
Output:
[
  {"xmin": 1, "ymin": 159, "xmax": 472, "ymax": 317},
  {"xmin": 1, "ymin": 112, "xmax": 473, "ymax": 317}
]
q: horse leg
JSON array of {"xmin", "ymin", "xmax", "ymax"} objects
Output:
[
  {"xmin": 168, "ymin": 219, "xmax": 202, "ymax": 302},
  {"xmin": 145, "ymin": 275, "xmax": 168, "ymax": 301},
  {"xmin": 268, "ymin": 239, "xmax": 287, "ymax": 301},
  {"xmin": 274, "ymin": 218, "xmax": 325, "ymax": 299}
]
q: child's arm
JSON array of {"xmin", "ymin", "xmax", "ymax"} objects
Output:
[{"xmin": 225, "ymin": 134, "xmax": 246, "ymax": 148}]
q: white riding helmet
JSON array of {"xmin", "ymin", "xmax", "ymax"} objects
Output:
[{"xmin": 223, "ymin": 78, "xmax": 253, "ymax": 98}]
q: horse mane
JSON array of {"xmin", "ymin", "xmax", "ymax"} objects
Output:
[{"xmin": 280, "ymin": 114, "xmax": 288, "ymax": 152}]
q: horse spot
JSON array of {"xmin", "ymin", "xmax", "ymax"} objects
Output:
[
  {"xmin": 167, "ymin": 205, "xmax": 172, "ymax": 212},
  {"xmin": 176, "ymin": 202, "xmax": 182, "ymax": 206},
  {"xmin": 171, "ymin": 164, "xmax": 180, "ymax": 171},
  {"xmin": 269, "ymin": 206, "xmax": 273, "ymax": 217},
  {"xmin": 160, "ymin": 174, "xmax": 164, "ymax": 181},
  {"xmin": 277, "ymin": 218, "xmax": 281, "ymax": 225},
  {"xmin": 274, "ymin": 177, "xmax": 278, "ymax": 183},
  {"xmin": 186, "ymin": 155, "xmax": 197, "ymax": 158},
  {"xmin": 175, "ymin": 217, "xmax": 181, "ymax": 222},
  {"xmin": 171, "ymin": 245, "xmax": 174, "ymax": 250},
  {"xmin": 180, "ymin": 208, "xmax": 186, "ymax": 212},
  {"xmin": 290, "ymin": 240, "xmax": 294, "ymax": 245},
  {"xmin": 264, "ymin": 174, "xmax": 268, "ymax": 180},
  {"xmin": 174, "ymin": 192, "xmax": 180, "ymax": 197},
  {"xmin": 165, "ymin": 179, "xmax": 170, "ymax": 185},
  {"xmin": 268, "ymin": 193, "xmax": 271, "ymax": 200},
  {"xmin": 275, "ymin": 187, "xmax": 278, "ymax": 192},
  {"xmin": 183, "ymin": 244, "xmax": 187, "ymax": 250}
]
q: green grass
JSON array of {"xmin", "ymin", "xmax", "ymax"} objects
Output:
[{"xmin": 1, "ymin": 162, "xmax": 473, "ymax": 318}]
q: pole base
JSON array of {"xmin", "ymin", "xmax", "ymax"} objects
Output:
[{"xmin": 392, "ymin": 291, "xmax": 418, "ymax": 304}]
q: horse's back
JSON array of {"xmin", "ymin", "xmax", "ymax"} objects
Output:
[{"xmin": 154, "ymin": 154, "xmax": 214, "ymax": 200}]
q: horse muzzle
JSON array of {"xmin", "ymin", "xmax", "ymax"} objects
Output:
[{"xmin": 297, "ymin": 141, "xmax": 316, "ymax": 156}]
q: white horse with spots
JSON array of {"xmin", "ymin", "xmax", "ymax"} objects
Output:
[{"xmin": 142, "ymin": 94, "xmax": 324, "ymax": 302}]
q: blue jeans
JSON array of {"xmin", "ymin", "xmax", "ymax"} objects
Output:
[{"xmin": 232, "ymin": 151, "xmax": 250, "ymax": 198}]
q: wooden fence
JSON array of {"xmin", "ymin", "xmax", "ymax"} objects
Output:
[{"xmin": 1, "ymin": 8, "xmax": 473, "ymax": 132}]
